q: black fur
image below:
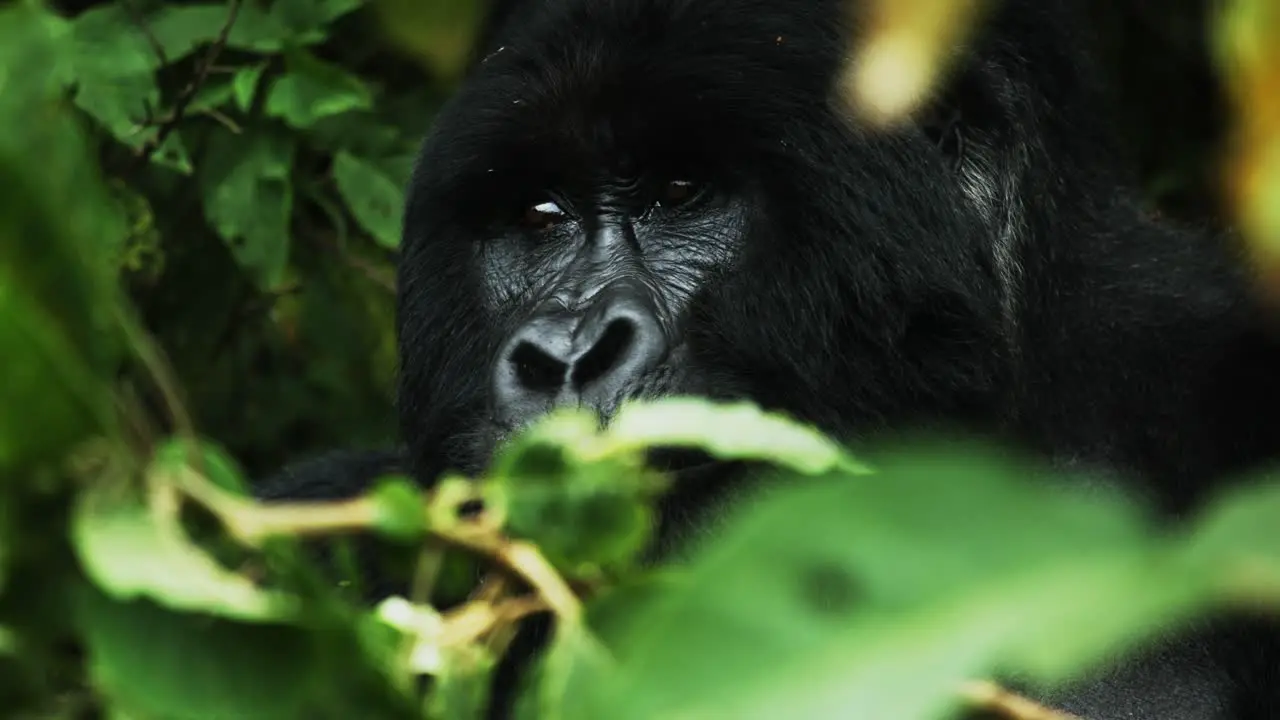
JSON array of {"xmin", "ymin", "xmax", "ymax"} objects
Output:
[{"xmin": 256, "ymin": 0, "xmax": 1280, "ymax": 716}]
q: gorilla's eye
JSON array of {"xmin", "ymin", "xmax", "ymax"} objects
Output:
[
  {"xmin": 657, "ymin": 179, "xmax": 705, "ymax": 209},
  {"xmin": 522, "ymin": 200, "xmax": 568, "ymax": 231}
]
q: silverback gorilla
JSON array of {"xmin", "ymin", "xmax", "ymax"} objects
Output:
[{"xmin": 256, "ymin": 0, "xmax": 1280, "ymax": 717}]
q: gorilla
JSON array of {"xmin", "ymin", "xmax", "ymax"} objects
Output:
[{"xmin": 256, "ymin": 0, "xmax": 1280, "ymax": 716}]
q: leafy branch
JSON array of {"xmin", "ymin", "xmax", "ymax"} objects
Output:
[{"xmin": 131, "ymin": 0, "xmax": 243, "ymax": 167}]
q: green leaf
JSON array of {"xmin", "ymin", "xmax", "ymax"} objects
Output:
[
  {"xmin": 307, "ymin": 113, "xmax": 411, "ymax": 159},
  {"xmin": 549, "ymin": 440, "xmax": 1201, "ymax": 719},
  {"xmin": 483, "ymin": 397, "xmax": 871, "ymax": 577},
  {"xmin": 270, "ymin": 0, "xmax": 368, "ymax": 38},
  {"xmin": 148, "ymin": 0, "xmax": 363, "ymax": 58},
  {"xmin": 147, "ymin": 0, "xmax": 335, "ymax": 56},
  {"xmin": 0, "ymin": 501, "xmax": 10, "ymax": 594},
  {"xmin": 153, "ymin": 437, "xmax": 252, "ymax": 496},
  {"xmin": 333, "ymin": 151, "xmax": 406, "ymax": 248},
  {"xmin": 64, "ymin": 5, "xmax": 196, "ymax": 175},
  {"xmin": 0, "ymin": 2, "xmax": 126, "ymax": 475},
  {"xmin": 377, "ymin": 594, "xmax": 496, "ymax": 716},
  {"xmin": 72, "ymin": 486, "xmax": 298, "ymax": 623},
  {"xmin": 375, "ymin": 596, "xmax": 446, "ymax": 674},
  {"xmin": 198, "ymin": 127, "xmax": 296, "ymax": 290},
  {"xmin": 147, "ymin": 4, "xmax": 232, "ymax": 62},
  {"xmin": 515, "ymin": 625, "xmax": 616, "ymax": 720},
  {"xmin": 428, "ymin": 651, "xmax": 497, "ymax": 720},
  {"xmin": 487, "ymin": 411, "xmax": 661, "ymax": 576},
  {"xmin": 369, "ymin": 475, "xmax": 429, "ymax": 542},
  {"xmin": 266, "ymin": 49, "xmax": 375, "ymax": 129},
  {"xmin": 77, "ymin": 587, "xmax": 318, "ymax": 720},
  {"xmin": 1183, "ymin": 475, "xmax": 1280, "ymax": 598},
  {"xmin": 493, "ymin": 461, "xmax": 656, "ymax": 578},
  {"xmin": 67, "ymin": 6, "xmax": 161, "ymax": 144},
  {"xmin": 190, "ymin": 81, "xmax": 236, "ymax": 114},
  {"xmin": 610, "ymin": 397, "xmax": 866, "ymax": 474},
  {"xmin": 0, "ymin": 4, "xmax": 73, "ymax": 92},
  {"xmin": 148, "ymin": 0, "xmax": 359, "ymax": 56},
  {"xmin": 234, "ymin": 63, "xmax": 268, "ymax": 110},
  {"xmin": 0, "ymin": 256, "xmax": 114, "ymax": 475},
  {"xmin": 374, "ymin": 0, "xmax": 488, "ymax": 80}
]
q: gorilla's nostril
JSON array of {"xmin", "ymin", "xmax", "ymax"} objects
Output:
[
  {"xmin": 571, "ymin": 318, "xmax": 635, "ymax": 390},
  {"xmin": 510, "ymin": 341, "xmax": 567, "ymax": 392}
]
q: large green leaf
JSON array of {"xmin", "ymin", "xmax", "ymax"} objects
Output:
[
  {"xmin": 266, "ymin": 49, "xmax": 375, "ymax": 129},
  {"xmin": 78, "ymin": 588, "xmax": 318, "ymax": 720},
  {"xmin": 485, "ymin": 410, "xmax": 661, "ymax": 576},
  {"xmin": 0, "ymin": 2, "xmax": 126, "ymax": 477},
  {"xmin": 198, "ymin": 127, "xmax": 296, "ymax": 290},
  {"xmin": 610, "ymin": 398, "xmax": 864, "ymax": 474},
  {"xmin": 64, "ymin": 4, "xmax": 198, "ymax": 173},
  {"xmin": 1182, "ymin": 474, "xmax": 1280, "ymax": 599},
  {"xmin": 333, "ymin": 151, "xmax": 406, "ymax": 249},
  {"xmin": 150, "ymin": 0, "xmax": 365, "ymax": 56},
  {"xmin": 540, "ymin": 442, "xmax": 1208, "ymax": 720},
  {"xmin": 147, "ymin": 4, "xmax": 237, "ymax": 61},
  {"xmin": 491, "ymin": 449, "xmax": 657, "ymax": 577},
  {"xmin": 72, "ymin": 484, "xmax": 298, "ymax": 623}
]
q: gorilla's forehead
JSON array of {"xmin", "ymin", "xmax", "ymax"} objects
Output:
[{"xmin": 418, "ymin": 0, "xmax": 849, "ymax": 185}]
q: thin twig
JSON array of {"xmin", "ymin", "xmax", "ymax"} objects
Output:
[
  {"xmin": 196, "ymin": 108, "xmax": 243, "ymax": 133},
  {"xmin": 442, "ymin": 594, "xmax": 548, "ymax": 648},
  {"xmin": 120, "ymin": 0, "xmax": 168, "ymax": 66},
  {"xmin": 133, "ymin": 0, "xmax": 243, "ymax": 167},
  {"xmin": 316, "ymin": 230, "xmax": 397, "ymax": 292},
  {"xmin": 961, "ymin": 680, "xmax": 1085, "ymax": 720},
  {"xmin": 166, "ymin": 465, "xmax": 583, "ymax": 623},
  {"xmin": 341, "ymin": 250, "xmax": 397, "ymax": 292},
  {"xmin": 117, "ymin": 307, "xmax": 196, "ymax": 442},
  {"xmin": 165, "ymin": 465, "xmax": 1082, "ymax": 717}
]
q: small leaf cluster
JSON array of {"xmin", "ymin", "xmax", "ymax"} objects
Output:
[{"xmin": 38, "ymin": 0, "xmax": 490, "ymax": 477}]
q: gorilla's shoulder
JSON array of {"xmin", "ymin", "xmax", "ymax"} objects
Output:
[{"xmin": 253, "ymin": 448, "xmax": 405, "ymax": 502}]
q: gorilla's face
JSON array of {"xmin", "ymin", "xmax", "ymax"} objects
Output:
[
  {"xmin": 396, "ymin": 0, "xmax": 1012, "ymax": 479},
  {"xmin": 478, "ymin": 179, "xmax": 749, "ymax": 426}
]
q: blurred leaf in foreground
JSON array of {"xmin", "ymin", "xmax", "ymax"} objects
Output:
[
  {"xmin": 1216, "ymin": 0, "xmax": 1280, "ymax": 297},
  {"xmin": 0, "ymin": 1, "xmax": 126, "ymax": 477},
  {"xmin": 486, "ymin": 410, "xmax": 660, "ymax": 578},
  {"xmin": 77, "ymin": 587, "xmax": 318, "ymax": 720},
  {"xmin": 543, "ymin": 441, "xmax": 1210, "ymax": 720},
  {"xmin": 372, "ymin": 0, "xmax": 488, "ymax": 82},
  {"xmin": 71, "ymin": 482, "xmax": 298, "ymax": 623},
  {"xmin": 839, "ymin": 0, "xmax": 991, "ymax": 125},
  {"xmin": 1182, "ymin": 475, "xmax": 1280, "ymax": 602}
]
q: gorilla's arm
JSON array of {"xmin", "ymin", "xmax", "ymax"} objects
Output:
[{"xmin": 253, "ymin": 448, "xmax": 405, "ymax": 503}]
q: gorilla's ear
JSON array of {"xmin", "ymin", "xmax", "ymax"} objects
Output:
[
  {"xmin": 918, "ymin": 101, "xmax": 966, "ymax": 171},
  {"xmin": 913, "ymin": 58, "xmax": 1022, "ymax": 224},
  {"xmin": 914, "ymin": 62, "xmax": 1010, "ymax": 171}
]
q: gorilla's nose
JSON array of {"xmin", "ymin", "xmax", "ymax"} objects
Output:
[{"xmin": 494, "ymin": 288, "xmax": 668, "ymax": 425}]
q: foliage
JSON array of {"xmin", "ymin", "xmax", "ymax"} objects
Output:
[
  {"xmin": 1216, "ymin": 0, "xmax": 1280, "ymax": 296},
  {"xmin": 4, "ymin": 0, "xmax": 1280, "ymax": 719},
  {"xmin": 40, "ymin": 0, "xmax": 487, "ymax": 478}
]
